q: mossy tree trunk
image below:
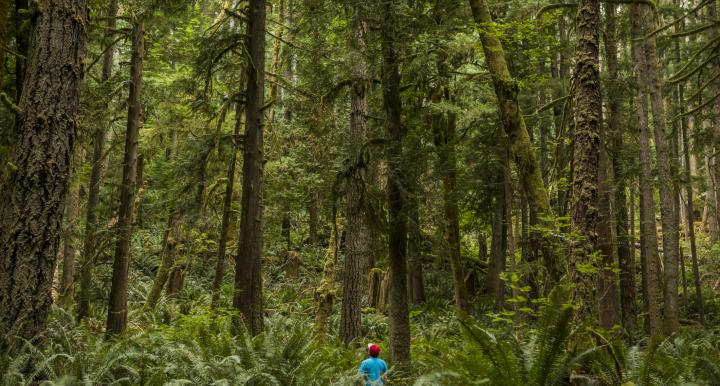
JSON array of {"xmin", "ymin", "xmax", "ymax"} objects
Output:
[
  {"xmin": 570, "ymin": 0, "xmax": 602, "ymax": 317},
  {"xmin": 468, "ymin": 0, "xmax": 557, "ymax": 283},
  {"xmin": 145, "ymin": 217, "xmax": 178, "ymax": 310},
  {"xmin": 0, "ymin": 0, "xmax": 88, "ymax": 346}
]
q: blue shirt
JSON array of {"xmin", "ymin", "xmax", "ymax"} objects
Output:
[{"xmin": 359, "ymin": 357, "xmax": 388, "ymax": 386}]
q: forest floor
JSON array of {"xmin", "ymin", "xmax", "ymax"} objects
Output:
[{"xmin": 3, "ymin": 235, "xmax": 720, "ymax": 385}]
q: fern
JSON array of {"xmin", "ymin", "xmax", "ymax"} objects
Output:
[
  {"xmin": 528, "ymin": 286, "xmax": 575, "ymax": 386},
  {"xmin": 697, "ymin": 356, "xmax": 720, "ymax": 385}
]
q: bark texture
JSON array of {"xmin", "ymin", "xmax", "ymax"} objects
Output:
[
  {"xmin": 59, "ymin": 150, "xmax": 83, "ymax": 305},
  {"xmin": 0, "ymin": 0, "xmax": 88, "ymax": 345},
  {"xmin": 380, "ymin": 0, "xmax": 410, "ymax": 366},
  {"xmin": 233, "ymin": 0, "xmax": 266, "ymax": 335},
  {"xmin": 106, "ymin": 20, "xmax": 144, "ymax": 336},
  {"xmin": 340, "ymin": 3, "xmax": 369, "ymax": 346},
  {"xmin": 639, "ymin": 5, "xmax": 680, "ymax": 335},
  {"xmin": 571, "ymin": 0, "xmax": 601, "ymax": 317}
]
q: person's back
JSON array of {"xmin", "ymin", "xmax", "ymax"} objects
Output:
[{"xmin": 358, "ymin": 344, "xmax": 388, "ymax": 386}]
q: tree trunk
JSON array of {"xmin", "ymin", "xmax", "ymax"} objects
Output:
[
  {"xmin": 0, "ymin": 0, "xmax": 10, "ymax": 156},
  {"xmin": 405, "ymin": 115, "xmax": 423, "ymax": 306},
  {"xmin": 212, "ymin": 103, "xmax": 242, "ymax": 310},
  {"xmin": 233, "ymin": 0, "xmax": 266, "ymax": 336},
  {"xmin": 684, "ymin": 115, "xmax": 705, "ymax": 322},
  {"xmin": 570, "ymin": 0, "xmax": 602, "ymax": 318},
  {"xmin": 433, "ymin": 110, "xmax": 468, "ymax": 312},
  {"xmin": 380, "ymin": 0, "xmax": 410, "ymax": 366},
  {"xmin": 281, "ymin": 208, "xmax": 292, "ymax": 273},
  {"xmin": 710, "ymin": 1, "xmax": 720, "ymax": 244},
  {"xmin": 165, "ymin": 255, "xmax": 185, "ymax": 300},
  {"xmin": 0, "ymin": 0, "xmax": 88, "ymax": 346},
  {"xmin": 308, "ymin": 193, "xmax": 318, "ymax": 246},
  {"xmin": 704, "ymin": 154, "xmax": 719, "ymax": 236},
  {"xmin": 594, "ymin": 4, "xmax": 618, "ymax": 330},
  {"xmin": 106, "ymin": 20, "xmax": 143, "ymax": 336},
  {"xmin": 144, "ymin": 217, "xmax": 178, "ymax": 310},
  {"xmin": 605, "ymin": 3, "xmax": 636, "ymax": 335},
  {"xmin": 13, "ymin": 0, "xmax": 28, "ymax": 102},
  {"xmin": 340, "ymin": 3, "xmax": 369, "ymax": 345},
  {"xmin": 597, "ymin": 114, "xmax": 619, "ymax": 329},
  {"xmin": 133, "ymin": 153, "xmax": 145, "ymax": 226},
  {"xmin": 407, "ymin": 188, "xmax": 425, "ymax": 304},
  {"xmin": 468, "ymin": 0, "xmax": 556, "ymax": 282},
  {"xmin": 59, "ymin": 150, "xmax": 83, "ymax": 305},
  {"xmin": 315, "ymin": 221, "xmax": 343, "ymax": 337},
  {"xmin": 630, "ymin": 4, "xmax": 663, "ymax": 337},
  {"xmin": 77, "ymin": 0, "xmax": 118, "ymax": 321},
  {"xmin": 488, "ymin": 159, "xmax": 507, "ymax": 310},
  {"xmin": 673, "ymin": 0, "xmax": 703, "ymax": 322},
  {"xmin": 636, "ymin": 4, "xmax": 680, "ymax": 334}
]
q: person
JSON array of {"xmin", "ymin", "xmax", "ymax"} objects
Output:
[{"xmin": 358, "ymin": 343, "xmax": 388, "ymax": 386}]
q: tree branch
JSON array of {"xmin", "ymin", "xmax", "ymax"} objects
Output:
[{"xmin": 0, "ymin": 92, "xmax": 22, "ymax": 115}]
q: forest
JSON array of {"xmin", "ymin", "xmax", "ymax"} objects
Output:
[{"xmin": 1, "ymin": 0, "xmax": 720, "ymax": 384}]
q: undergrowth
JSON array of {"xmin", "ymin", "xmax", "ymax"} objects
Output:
[{"xmin": 2, "ymin": 296, "xmax": 720, "ymax": 385}]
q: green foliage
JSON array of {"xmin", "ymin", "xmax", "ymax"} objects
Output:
[
  {"xmin": 412, "ymin": 287, "xmax": 720, "ymax": 386},
  {"xmin": 0, "ymin": 309, "xmax": 357, "ymax": 386}
]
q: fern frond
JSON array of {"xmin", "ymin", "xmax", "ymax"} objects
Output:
[{"xmin": 528, "ymin": 286, "xmax": 574, "ymax": 386}]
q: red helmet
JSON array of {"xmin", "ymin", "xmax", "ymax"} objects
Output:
[{"xmin": 368, "ymin": 343, "xmax": 381, "ymax": 356}]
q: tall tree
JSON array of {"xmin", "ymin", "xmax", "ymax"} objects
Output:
[
  {"xmin": 468, "ymin": 0, "xmax": 557, "ymax": 282},
  {"xmin": 59, "ymin": 150, "xmax": 83, "ymax": 305},
  {"xmin": 488, "ymin": 161, "xmax": 507, "ymax": 310},
  {"xmin": 675, "ymin": 3, "xmax": 704, "ymax": 321},
  {"xmin": 212, "ymin": 103, "xmax": 242, "ymax": 310},
  {"xmin": 630, "ymin": 3, "xmax": 663, "ymax": 337},
  {"xmin": 380, "ymin": 0, "xmax": 410, "ymax": 366},
  {"xmin": 233, "ymin": 0, "xmax": 266, "ymax": 335},
  {"xmin": 683, "ymin": 115, "xmax": 704, "ymax": 323},
  {"xmin": 106, "ymin": 19, "xmax": 144, "ymax": 336},
  {"xmin": 570, "ymin": 0, "xmax": 602, "ymax": 317},
  {"xmin": 340, "ymin": 1, "xmax": 370, "ymax": 346},
  {"xmin": 0, "ymin": 0, "xmax": 88, "ymax": 345},
  {"xmin": 605, "ymin": 3, "xmax": 636, "ymax": 334},
  {"xmin": 641, "ymin": 3, "xmax": 680, "ymax": 335},
  {"xmin": 78, "ymin": 0, "xmax": 119, "ymax": 321},
  {"xmin": 144, "ymin": 215, "xmax": 178, "ymax": 310},
  {"xmin": 406, "ymin": 117, "xmax": 425, "ymax": 305},
  {"xmin": 432, "ymin": 108, "xmax": 469, "ymax": 312}
]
